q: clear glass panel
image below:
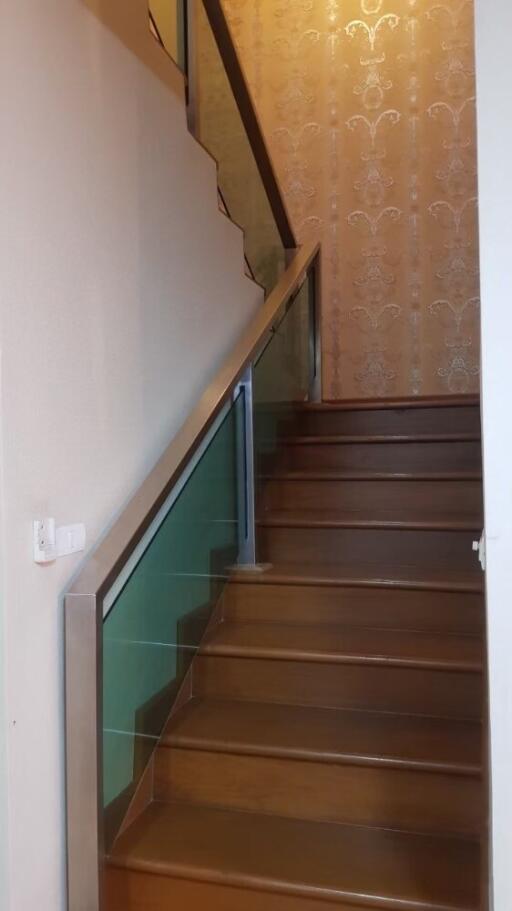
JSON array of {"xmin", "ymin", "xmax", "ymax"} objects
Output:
[
  {"xmin": 253, "ymin": 276, "xmax": 311, "ymax": 478},
  {"xmin": 102, "ymin": 393, "xmax": 243, "ymax": 846},
  {"xmin": 192, "ymin": 2, "xmax": 286, "ymax": 294},
  {"xmin": 150, "ymin": 0, "xmax": 186, "ymax": 71}
]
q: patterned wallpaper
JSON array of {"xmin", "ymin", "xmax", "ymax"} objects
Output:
[{"xmin": 221, "ymin": 0, "xmax": 480, "ymax": 399}]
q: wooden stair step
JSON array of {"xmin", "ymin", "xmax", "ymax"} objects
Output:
[
  {"xmin": 261, "ymin": 470, "xmax": 483, "ymax": 480},
  {"xmin": 259, "ymin": 473, "xmax": 483, "ymax": 515},
  {"xmin": 156, "ymin": 699, "xmax": 482, "ymax": 833},
  {"xmin": 299, "ymin": 395, "xmax": 480, "ymax": 410},
  {"xmin": 201, "ymin": 621, "xmax": 482, "ymax": 672},
  {"xmin": 195, "ymin": 653, "xmax": 482, "ymax": 718},
  {"xmin": 257, "ymin": 508, "xmax": 482, "ymax": 531},
  {"xmin": 257, "ymin": 522, "xmax": 480, "ymax": 571},
  {"xmin": 222, "ymin": 581, "xmax": 484, "ymax": 634},
  {"xmin": 285, "ymin": 433, "xmax": 481, "ymax": 444},
  {"xmin": 296, "ymin": 396, "xmax": 480, "ymax": 436},
  {"xmin": 162, "ymin": 697, "xmax": 481, "ymax": 774},
  {"xmin": 107, "ymin": 801, "xmax": 480, "ymax": 911},
  {"xmin": 229, "ymin": 561, "xmax": 484, "ymax": 593},
  {"xmin": 281, "ymin": 436, "xmax": 481, "ymax": 472}
]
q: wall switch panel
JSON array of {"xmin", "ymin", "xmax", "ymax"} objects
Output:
[{"xmin": 34, "ymin": 519, "xmax": 86, "ymax": 564}]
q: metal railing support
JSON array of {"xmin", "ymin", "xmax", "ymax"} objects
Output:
[
  {"xmin": 235, "ymin": 366, "xmax": 257, "ymax": 566},
  {"xmin": 65, "ymin": 592, "xmax": 103, "ymax": 911}
]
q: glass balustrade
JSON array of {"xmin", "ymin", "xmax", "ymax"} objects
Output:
[
  {"xmin": 149, "ymin": 0, "xmax": 186, "ymax": 71},
  {"xmin": 191, "ymin": 2, "xmax": 286, "ymax": 293},
  {"xmin": 102, "ymin": 392, "xmax": 243, "ymax": 847},
  {"xmin": 150, "ymin": 0, "xmax": 288, "ymax": 293},
  {"xmin": 100, "ymin": 264, "xmax": 316, "ymax": 849},
  {"xmin": 253, "ymin": 274, "xmax": 313, "ymax": 481}
]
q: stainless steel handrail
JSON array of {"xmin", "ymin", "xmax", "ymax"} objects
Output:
[{"xmin": 64, "ymin": 240, "xmax": 320, "ymax": 910}]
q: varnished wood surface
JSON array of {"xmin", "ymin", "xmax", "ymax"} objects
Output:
[
  {"xmin": 258, "ymin": 527, "xmax": 479, "ymax": 572},
  {"xmin": 108, "ymin": 801, "xmax": 480, "ymax": 911},
  {"xmin": 260, "ymin": 475, "xmax": 483, "ymax": 516},
  {"xmin": 105, "ymin": 396, "xmax": 485, "ymax": 911},
  {"xmin": 257, "ymin": 507, "xmax": 482, "ymax": 531},
  {"xmin": 161, "ymin": 697, "xmax": 481, "ymax": 774},
  {"xmin": 194, "ymin": 655, "xmax": 482, "ymax": 719},
  {"xmin": 297, "ymin": 401, "xmax": 480, "ymax": 436},
  {"xmin": 201, "ymin": 621, "xmax": 483, "ymax": 672},
  {"xmin": 281, "ymin": 438, "xmax": 482, "ymax": 473},
  {"xmin": 303, "ymin": 394, "xmax": 480, "ymax": 410},
  {"xmin": 260, "ymin": 469, "xmax": 483, "ymax": 479},
  {"xmin": 155, "ymin": 746, "xmax": 481, "ymax": 834},
  {"xmin": 222, "ymin": 582, "xmax": 484, "ymax": 634},
  {"xmin": 284, "ymin": 433, "xmax": 481, "ymax": 444},
  {"xmin": 106, "ymin": 865, "xmax": 414, "ymax": 911},
  {"xmin": 228, "ymin": 560, "xmax": 484, "ymax": 593}
]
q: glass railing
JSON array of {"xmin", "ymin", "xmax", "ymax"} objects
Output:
[
  {"xmin": 102, "ymin": 391, "xmax": 244, "ymax": 848},
  {"xmin": 191, "ymin": 2, "xmax": 286, "ymax": 293},
  {"xmin": 149, "ymin": 0, "xmax": 292, "ymax": 295},
  {"xmin": 64, "ymin": 235, "xmax": 318, "ymax": 910},
  {"xmin": 100, "ymin": 261, "xmax": 316, "ymax": 851},
  {"xmin": 254, "ymin": 271, "xmax": 314, "ymax": 481},
  {"xmin": 149, "ymin": 0, "xmax": 186, "ymax": 71}
]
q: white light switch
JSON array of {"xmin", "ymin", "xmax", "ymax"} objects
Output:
[{"xmin": 34, "ymin": 519, "xmax": 86, "ymax": 563}]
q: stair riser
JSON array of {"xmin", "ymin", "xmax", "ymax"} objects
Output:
[
  {"xmin": 298, "ymin": 406, "xmax": 481, "ymax": 437},
  {"xmin": 284, "ymin": 441, "xmax": 482, "ymax": 473},
  {"xmin": 194, "ymin": 657, "xmax": 482, "ymax": 719},
  {"xmin": 106, "ymin": 867, "xmax": 367, "ymax": 911},
  {"xmin": 222, "ymin": 583, "xmax": 484, "ymax": 634},
  {"xmin": 260, "ymin": 478, "xmax": 483, "ymax": 515},
  {"xmin": 155, "ymin": 747, "xmax": 481, "ymax": 836},
  {"xmin": 258, "ymin": 526, "xmax": 479, "ymax": 571}
]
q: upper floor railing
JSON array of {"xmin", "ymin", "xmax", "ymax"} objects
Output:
[{"xmin": 150, "ymin": 0, "xmax": 296, "ymax": 293}]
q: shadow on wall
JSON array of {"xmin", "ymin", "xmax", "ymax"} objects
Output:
[{"xmin": 80, "ymin": 0, "xmax": 183, "ymax": 98}]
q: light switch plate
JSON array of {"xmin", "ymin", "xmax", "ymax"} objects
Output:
[{"xmin": 34, "ymin": 519, "xmax": 86, "ymax": 563}]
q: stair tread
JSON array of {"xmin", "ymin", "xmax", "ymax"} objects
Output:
[
  {"xmin": 298, "ymin": 395, "xmax": 480, "ymax": 412},
  {"xmin": 230, "ymin": 561, "xmax": 484, "ymax": 593},
  {"xmin": 109, "ymin": 801, "xmax": 480, "ymax": 911},
  {"xmin": 201, "ymin": 621, "xmax": 482, "ymax": 671},
  {"xmin": 257, "ymin": 507, "xmax": 482, "ymax": 531},
  {"xmin": 284, "ymin": 433, "xmax": 481, "ymax": 444},
  {"xmin": 262, "ymin": 470, "xmax": 483, "ymax": 480},
  {"xmin": 163, "ymin": 697, "xmax": 481, "ymax": 773}
]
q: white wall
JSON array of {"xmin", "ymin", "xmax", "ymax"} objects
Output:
[
  {"xmin": 474, "ymin": 2, "xmax": 512, "ymax": 908},
  {"xmin": 0, "ymin": 524, "xmax": 8, "ymax": 911},
  {"xmin": 0, "ymin": 1, "xmax": 262, "ymax": 908}
]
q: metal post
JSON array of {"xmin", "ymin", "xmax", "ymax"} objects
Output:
[
  {"xmin": 235, "ymin": 366, "xmax": 257, "ymax": 566},
  {"xmin": 65, "ymin": 592, "xmax": 103, "ymax": 911},
  {"xmin": 184, "ymin": 0, "xmax": 198, "ymax": 135},
  {"xmin": 309, "ymin": 254, "xmax": 322, "ymax": 402}
]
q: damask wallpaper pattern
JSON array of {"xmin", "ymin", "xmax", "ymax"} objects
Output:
[{"xmin": 221, "ymin": 0, "xmax": 480, "ymax": 399}]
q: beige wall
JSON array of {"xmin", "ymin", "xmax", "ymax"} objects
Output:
[
  {"xmin": 0, "ymin": 1, "xmax": 261, "ymax": 908},
  {"xmin": 223, "ymin": 0, "xmax": 480, "ymax": 399}
]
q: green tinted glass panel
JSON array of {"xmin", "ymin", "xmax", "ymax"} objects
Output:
[
  {"xmin": 150, "ymin": 0, "xmax": 186, "ymax": 71},
  {"xmin": 253, "ymin": 277, "xmax": 311, "ymax": 473},
  {"xmin": 102, "ymin": 394, "xmax": 243, "ymax": 844},
  {"xmin": 193, "ymin": 3, "xmax": 286, "ymax": 294}
]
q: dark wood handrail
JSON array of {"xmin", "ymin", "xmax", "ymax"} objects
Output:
[
  {"xmin": 198, "ymin": 0, "xmax": 296, "ymax": 251},
  {"xmin": 68, "ymin": 241, "xmax": 318, "ymax": 602}
]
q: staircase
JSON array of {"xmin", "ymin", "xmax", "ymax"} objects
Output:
[{"xmin": 105, "ymin": 395, "xmax": 485, "ymax": 911}]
